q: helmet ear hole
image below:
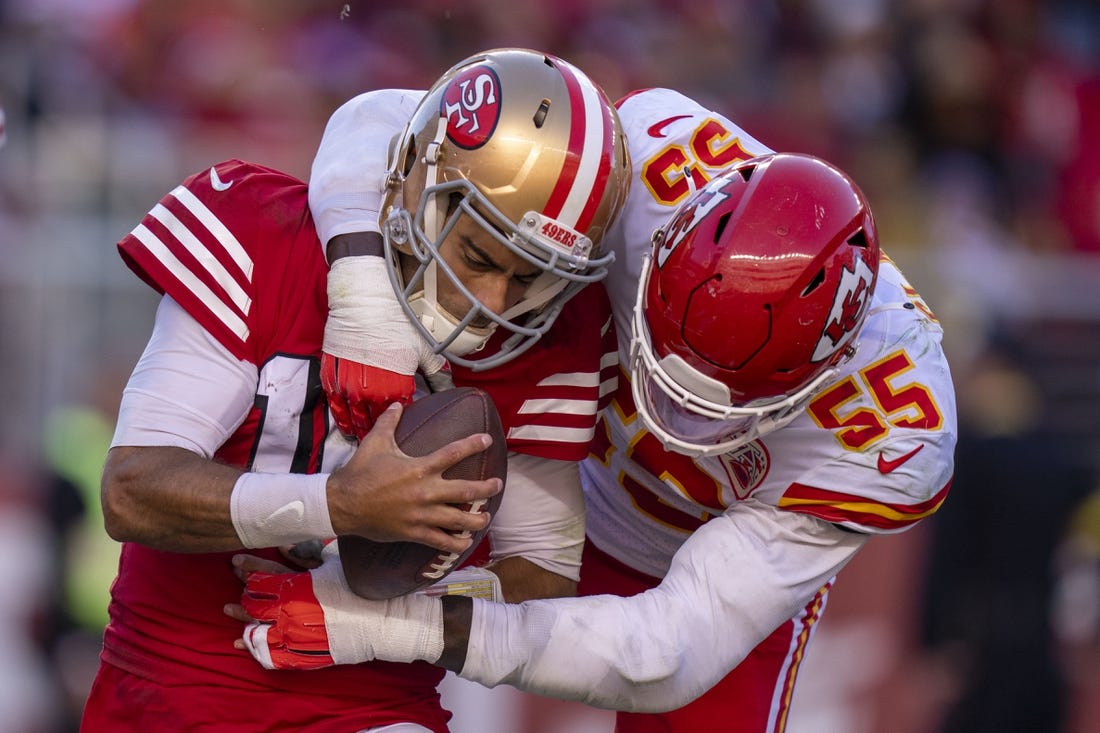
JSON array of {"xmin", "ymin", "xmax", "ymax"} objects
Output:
[
  {"xmin": 801, "ymin": 269, "xmax": 826, "ymax": 296},
  {"xmin": 401, "ymin": 139, "xmax": 417, "ymax": 177},
  {"xmin": 712, "ymin": 212, "xmax": 732, "ymax": 243}
]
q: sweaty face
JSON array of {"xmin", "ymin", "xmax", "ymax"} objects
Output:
[{"xmin": 408, "ymin": 210, "xmax": 543, "ymax": 327}]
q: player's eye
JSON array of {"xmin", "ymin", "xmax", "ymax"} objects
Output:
[{"xmin": 463, "ymin": 253, "xmax": 494, "ymax": 272}]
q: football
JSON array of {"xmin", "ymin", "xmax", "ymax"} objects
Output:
[{"xmin": 338, "ymin": 387, "xmax": 508, "ymax": 600}]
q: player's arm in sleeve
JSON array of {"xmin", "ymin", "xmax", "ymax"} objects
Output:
[
  {"xmin": 103, "ymin": 293, "xmax": 262, "ymax": 551},
  {"xmin": 466, "ymin": 293, "xmax": 617, "ymax": 602},
  {"xmin": 482, "ymin": 453, "xmax": 585, "ymax": 602},
  {"xmin": 105, "ymin": 164, "xmax": 499, "ymax": 555},
  {"xmin": 310, "ymin": 89, "xmax": 451, "ymax": 439},
  {"xmin": 447, "ymin": 503, "xmax": 866, "ymax": 710},
  {"xmin": 103, "ymin": 295, "xmax": 497, "ymax": 555},
  {"xmin": 229, "ymin": 497, "xmax": 865, "ymax": 706}
]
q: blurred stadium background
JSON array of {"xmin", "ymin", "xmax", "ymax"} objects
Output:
[{"xmin": 2, "ymin": 1, "xmax": 1100, "ymax": 731}]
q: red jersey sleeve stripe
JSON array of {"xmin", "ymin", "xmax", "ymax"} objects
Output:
[
  {"xmin": 535, "ymin": 371, "xmax": 601, "ymax": 388},
  {"xmin": 778, "ymin": 480, "xmax": 951, "ymax": 530},
  {"xmin": 597, "ymin": 315, "xmax": 618, "ymax": 410},
  {"xmin": 149, "ymin": 201, "xmax": 251, "ymax": 314},
  {"xmin": 507, "ymin": 369, "xmax": 603, "ymax": 444},
  {"xmin": 129, "ymin": 224, "xmax": 250, "ymax": 343},
  {"xmin": 598, "ymin": 351, "xmax": 617, "ymax": 399},
  {"xmin": 541, "ymin": 57, "xmax": 613, "ymax": 233},
  {"xmin": 169, "ymin": 185, "xmax": 254, "ymax": 280}
]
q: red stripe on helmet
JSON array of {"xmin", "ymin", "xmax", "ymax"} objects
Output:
[
  {"xmin": 574, "ymin": 96, "xmax": 615, "ymax": 233},
  {"xmin": 542, "ymin": 58, "xmax": 587, "ymax": 224}
]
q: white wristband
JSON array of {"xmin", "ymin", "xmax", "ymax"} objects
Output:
[{"xmin": 230, "ymin": 472, "xmax": 334, "ymax": 548}]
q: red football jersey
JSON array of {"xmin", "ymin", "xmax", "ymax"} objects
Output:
[{"xmin": 106, "ymin": 160, "xmax": 616, "ymax": 725}]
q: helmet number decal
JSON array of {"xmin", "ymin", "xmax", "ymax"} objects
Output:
[{"xmin": 441, "ymin": 66, "xmax": 502, "ymax": 149}]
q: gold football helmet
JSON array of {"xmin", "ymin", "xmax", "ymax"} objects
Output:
[{"xmin": 381, "ymin": 48, "xmax": 631, "ymax": 370}]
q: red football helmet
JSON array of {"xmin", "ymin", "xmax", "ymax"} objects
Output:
[{"xmin": 630, "ymin": 153, "xmax": 880, "ymax": 457}]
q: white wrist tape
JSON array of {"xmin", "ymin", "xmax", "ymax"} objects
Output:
[
  {"xmin": 230, "ymin": 472, "xmax": 334, "ymax": 549},
  {"xmin": 313, "ymin": 552, "xmax": 445, "ymax": 664},
  {"xmin": 324, "ymin": 256, "xmax": 421, "ymax": 374}
]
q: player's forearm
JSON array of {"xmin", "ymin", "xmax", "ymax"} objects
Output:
[
  {"xmin": 455, "ymin": 508, "xmax": 866, "ymax": 711},
  {"xmin": 102, "ymin": 445, "xmax": 334, "ymax": 553},
  {"xmin": 458, "ymin": 588, "xmax": 727, "ymax": 711},
  {"xmin": 436, "ymin": 558, "xmax": 577, "ymax": 672},
  {"xmin": 102, "ymin": 445, "xmax": 245, "ymax": 551}
]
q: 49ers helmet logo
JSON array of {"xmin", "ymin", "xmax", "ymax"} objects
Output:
[{"xmin": 440, "ymin": 66, "xmax": 502, "ymax": 149}]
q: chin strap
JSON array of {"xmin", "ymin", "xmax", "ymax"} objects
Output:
[{"xmin": 421, "ymin": 115, "xmax": 448, "ymax": 243}]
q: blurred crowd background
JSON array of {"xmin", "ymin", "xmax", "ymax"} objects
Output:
[{"xmin": 2, "ymin": 0, "xmax": 1100, "ymax": 731}]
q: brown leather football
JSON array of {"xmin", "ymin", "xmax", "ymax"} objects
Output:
[{"xmin": 338, "ymin": 387, "xmax": 508, "ymax": 600}]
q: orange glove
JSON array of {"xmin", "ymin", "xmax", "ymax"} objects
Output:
[
  {"xmin": 241, "ymin": 569, "xmax": 336, "ymax": 670},
  {"xmin": 237, "ymin": 550, "xmax": 444, "ymax": 670},
  {"xmin": 323, "ymin": 255, "xmax": 451, "ymax": 439},
  {"xmin": 321, "ymin": 356, "xmax": 414, "ymax": 440}
]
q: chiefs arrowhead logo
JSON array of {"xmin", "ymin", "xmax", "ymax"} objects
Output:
[
  {"xmin": 812, "ymin": 256, "xmax": 875, "ymax": 362},
  {"xmin": 717, "ymin": 440, "xmax": 770, "ymax": 500},
  {"xmin": 656, "ymin": 178, "xmax": 732, "ymax": 268}
]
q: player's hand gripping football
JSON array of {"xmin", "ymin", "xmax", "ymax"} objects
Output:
[
  {"xmin": 326, "ymin": 401, "xmax": 499, "ymax": 555},
  {"xmin": 225, "ymin": 550, "xmax": 444, "ymax": 670},
  {"xmin": 324, "ymin": 250, "xmax": 453, "ymax": 440}
]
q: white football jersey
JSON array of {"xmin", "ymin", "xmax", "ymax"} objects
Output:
[{"xmin": 582, "ymin": 88, "xmax": 957, "ymax": 578}]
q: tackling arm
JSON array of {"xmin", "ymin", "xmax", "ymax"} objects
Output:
[
  {"xmin": 454, "ymin": 502, "xmax": 866, "ymax": 711},
  {"xmin": 311, "ymin": 89, "xmax": 448, "ymax": 437},
  {"xmin": 234, "ymin": 498, "xmax": 865, "ymax": 708}
]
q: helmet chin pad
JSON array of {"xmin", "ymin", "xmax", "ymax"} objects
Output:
[{"xmin": 406, "ymin": 280, "xmax": 497, "ymax": 357}]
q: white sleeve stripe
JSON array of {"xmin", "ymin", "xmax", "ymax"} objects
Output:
[
  {"xmin": 537, "ymin": 371, "xmax": 600, "ymax": 388},
  {"xmin": 600, "ymin": 315, "xmax": 613, "ymax": 336},
  {"xmin": 599, "ymin": 378, "xmax": 616, "ymax": 398},
  {"xmin": 516, "ymin": 398, "xmax": 598, "ymax": 416},
  {"xmin": 149, "ymin": 203, "xmax": 252, "ymax": 314},
  {"xmin": 130, "ymin": 224, "xmax": 251, "ymax": 342},
  {"xmin": 169, "ymin": 185, "xmax": 254, "ymax": 279},
  {"xmin": 506, "ymin": 425, "xmax": 595, "ymax": 443},
  {"xmin": 599, "ymin": 351, "xmax": 616, "ymax": 369}
]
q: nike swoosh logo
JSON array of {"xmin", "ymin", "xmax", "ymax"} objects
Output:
[
  {"xmin": 210, "ymin": 166, "xmax": 234, "ymax": 191},
  {"xmin": 647, "ymin": 115, "xmax": 691, "ymax": 138},
  {"xmin": 260, "ymin": 501, "xmax": 305, "ymax": 527},
  {"xmin": 877, "ymin": 445, "xmax": 924, "ymax": 474}
]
